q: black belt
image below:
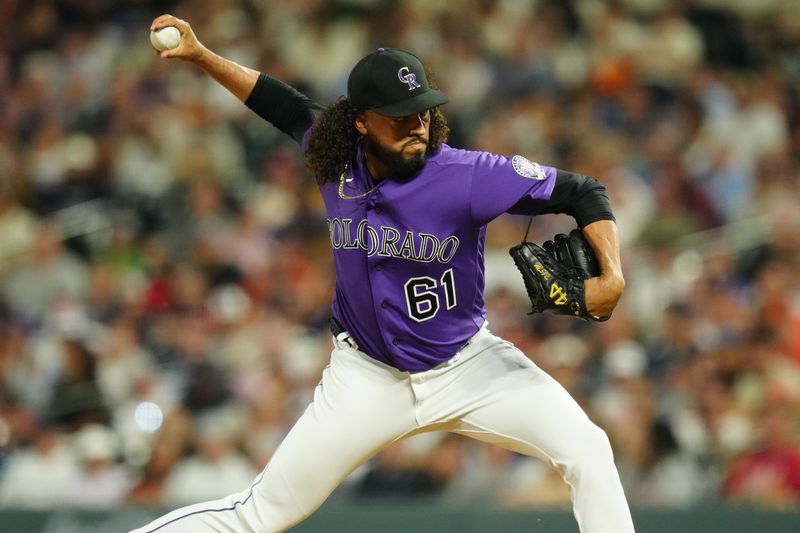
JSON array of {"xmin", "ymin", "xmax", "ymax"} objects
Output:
[
  {"xmin": 329, "ymin": 316, "xmax": 346, "ymax": 336},
  {"xmin": 330, "ymin": 316, "xmax": 359, "ymax": 349}
]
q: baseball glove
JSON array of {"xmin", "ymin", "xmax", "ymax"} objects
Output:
[{"xmin": 509, "ymin": 228, "xmax": 608, "ymax": 321}]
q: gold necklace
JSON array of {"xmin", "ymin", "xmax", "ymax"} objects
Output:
[{"xmin": 337, "ymin": 164, "xmax": 374, "ymax": 200}]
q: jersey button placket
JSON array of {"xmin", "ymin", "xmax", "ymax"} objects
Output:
[{"xmin": 366, "ymin": 192, "xmax": 397, "ymax": 353}]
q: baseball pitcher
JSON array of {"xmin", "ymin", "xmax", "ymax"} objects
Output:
[{"xmin": 132, "ymin": 14, "xmax": 635, "ymax": 533}]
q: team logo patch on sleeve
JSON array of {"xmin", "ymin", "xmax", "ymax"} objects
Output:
[{"xmin": 512, "ymin": 155, "xmax": 546, "ymax": 180}]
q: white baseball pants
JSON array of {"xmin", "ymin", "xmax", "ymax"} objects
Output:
[{"xmin": 131, "ymin": 324, "xmax": 635, "ymax": 533}]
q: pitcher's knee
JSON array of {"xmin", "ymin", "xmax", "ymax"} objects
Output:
[{"xmin": 563, "ymin": 422, "xmax": 615, "ymax": 477}]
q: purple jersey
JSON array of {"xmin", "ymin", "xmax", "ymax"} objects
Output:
[{"xmin": 318, "ymin": 143, "xmax": 555, "ymax": 371}]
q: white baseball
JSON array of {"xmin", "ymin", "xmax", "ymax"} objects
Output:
[{"xmin": 150, "ymin": 26, "xmax": 181, "ymax": 51}]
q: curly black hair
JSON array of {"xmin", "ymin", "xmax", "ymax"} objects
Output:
[{"xmin": 305, "ymin": 99, "xmax": 450, "ymax": 185}]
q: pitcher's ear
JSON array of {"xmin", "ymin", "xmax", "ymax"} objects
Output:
[{"xmin": 354, "ymin": 112, "xmax": 368, "ymax": 135}]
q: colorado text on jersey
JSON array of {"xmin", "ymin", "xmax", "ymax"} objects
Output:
[{"xmin": 327, "ymin": 218, "xmax": 459, "ymax": 264}]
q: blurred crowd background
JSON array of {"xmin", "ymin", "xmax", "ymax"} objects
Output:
[{"xmin": 1, "ymin": 0, "xmax": 800, "ymax": 515}]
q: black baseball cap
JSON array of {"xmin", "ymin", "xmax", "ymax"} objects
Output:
[{"xmin": 347, "ymin": 48, "xmax": 448, "ymax": 117}]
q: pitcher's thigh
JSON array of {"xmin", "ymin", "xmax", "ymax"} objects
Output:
[
  {"xmin": 455, "ymin": 345, "xmax": 609, "ymax": 464},
  {"xmin": 134, "ymin": 349, "xmax": 420, "ymax": 533},
  {"xmin": 250, "ymin": 351, "xmax": 419, "ymax": 525}
]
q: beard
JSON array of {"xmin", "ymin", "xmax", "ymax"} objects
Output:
[{"xmin": 363, "ymin": 134, "xmax": 428, "ymax": 180}]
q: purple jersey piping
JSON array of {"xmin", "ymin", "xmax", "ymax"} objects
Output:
[{"xmin": 143, "ymin": 472, "xmax": 265, "ymax": 532}]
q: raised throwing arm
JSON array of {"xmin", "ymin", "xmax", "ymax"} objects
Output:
[
  {"xmin": 150, "ymin": 14, "xmax": 322, "ymax": 143},
  {"xmin": 150, "ymin": 14, "xmax": 259, "ymax": 103}
]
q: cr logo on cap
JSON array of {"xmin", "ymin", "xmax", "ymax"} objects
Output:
[{"xmin": 398, "ymin": 67, "xmax": 421, "ymax": 91}]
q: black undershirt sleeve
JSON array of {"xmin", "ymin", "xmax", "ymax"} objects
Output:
[
  {"xmin": 244, "ymin": 74, "xmax": 324, "ymax": 143},
  {"xmin": 510, "ymin": 169, "xmax": 615, "ymax": 228}
]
